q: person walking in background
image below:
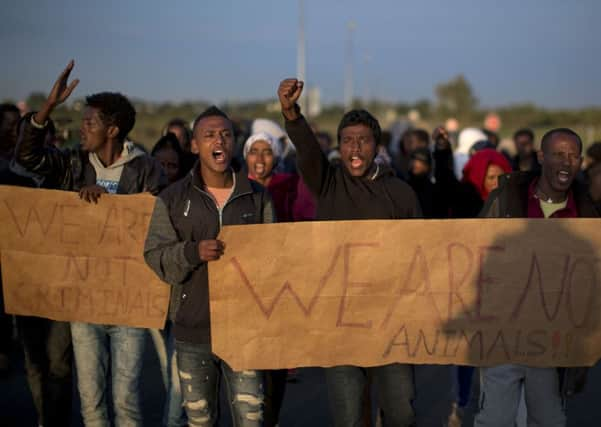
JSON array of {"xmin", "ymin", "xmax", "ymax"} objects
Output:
[
  {"xmin": 1, "ymin": 102, "xmax": 75, "ymax": 427},
  {"xmin": 512, "ymin": 128, "xmax": 541, "ymax": 174},
  {"xmin": 433, "ymin": 126, "xmax": 512, "ymax": 427},
  {"xmin": 244, "ymin": 131, "xmax": 315, "ymax": 222},
  {"xmin": 163, "ymin": 118, "xmax": 197, "ymax": 174},
  {"xmin": 152, "ymin": 132, "xmax": 187, "ymax": 184},
  {"xmin": 148, "ymin": 131, "xmax": 191, "ymax": 426}
]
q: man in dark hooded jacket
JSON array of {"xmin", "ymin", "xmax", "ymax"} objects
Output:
[{"xmin": 278, "ymin": 78, "xmax": 420, "ymax": 427}]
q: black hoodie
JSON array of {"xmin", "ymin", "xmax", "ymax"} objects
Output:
[{"xmin": 285, "ymin": 115, "xmax": 421, "ymax": 221}]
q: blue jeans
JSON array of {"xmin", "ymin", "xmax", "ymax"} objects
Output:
[
  {"xmin": 325, "ymin": 364, "xmax": 416, "ymax": 427},
  {"xmin": 71, "ymin": 322, "xmax": 146, "ymax": 427},
  {"xmin": 176, "ymin": 341, "xmax": 264, "ymax": 427},
  {"xmin": 475, "ymin": 364, "xmax": 566, "ymax": 427},
  {"xmin": 150, "ymin": 323, "xmax": 186, "ymax": 427}
]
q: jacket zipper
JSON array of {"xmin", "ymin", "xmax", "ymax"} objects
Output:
[{"xmin": 192, "ymin": 173, "xmax": 252, "ymax": 230}]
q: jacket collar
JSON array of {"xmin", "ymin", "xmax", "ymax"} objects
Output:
[
  {"xmin": 189, "ymin": 162, "xmax": 253, "ymax": 198},
  {"xmin": 340, "ymin": 160, "xmax": 394, "ymax": 181},
  {"xmin": 527, "ymin": 178, "xmax": 578, "ymax": 218}
]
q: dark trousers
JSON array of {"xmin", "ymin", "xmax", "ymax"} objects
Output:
[
  {"xmin": 18, "ymin": 316, "xmax": 73, "ymax": 427},
  {"xmin": 263, "ymin": 370, "xmax": 287, "ymax": 427},
  {"xmin": 0, "ymin": 274, "xmax": 14, "ymax": 357},
  {"xmin": 325, "ymin": 364, "xmax": 416, "ymax": 427}
]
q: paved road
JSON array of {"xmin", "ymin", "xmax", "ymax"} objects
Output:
[{"xmin": 2, "ymin": 335, "xmax": 601, "ymax": 426}]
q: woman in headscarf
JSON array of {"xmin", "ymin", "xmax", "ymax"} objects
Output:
[
  {"xmin": 462, "ymin": 148, "xmax": 513, "ymax": 207},
  {"xmin": 244, "ymin": 131, "xmax": 315, "ymax": 222},
  {"xmin": 243, "ymin": 131, "xmax": 315, "ymax": 427}
]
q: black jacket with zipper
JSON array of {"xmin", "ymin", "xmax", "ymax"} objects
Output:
[
  {"xmin": 285, "ymin": 114, "xmax": 421, "ymax": 220},
  {"xmin": 144, "ymin": 166, "xmax": 274, "ymax": 344}
]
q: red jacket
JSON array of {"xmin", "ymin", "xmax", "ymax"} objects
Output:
[{"xmin": 251, "ymin": 173, "xmax": 315, "ymax": 222}]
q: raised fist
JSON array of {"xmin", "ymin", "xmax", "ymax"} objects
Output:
[
  {"xmin": 278, "ymin": 78, "xmax": 304, "ymax": 119},
  {"xmin": 432, "ymin": 126, "xmax": 451, "ymax": 151}
]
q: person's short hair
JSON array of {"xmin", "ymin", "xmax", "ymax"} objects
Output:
[
  {"xmin": 407, "ymin": 129, "xmax": 430, "ymax": 146},
  {"xmin": 0, "ymin": 103, "xmax": 20, "ymax": 124},
  {"xmin": 85, "ymin": 92, "xmax": 136, "ymax": 141},
  {"xmin": 586, "ymin": 142, "xmax": 601, "ymax": 164},
  {"xmin": 151, "ymin": 132, "xmax": 184, "ymax": 157},
  {"xmin": 513, "ymin": 128, "xmax": 535, "ymax": 142},
  {"xmin": 166, "ymin": 118, "xmax": 189, "ymax": 131},
  {"xmin": 337, "ymin": 109, "xmax": 381, "ymax": 144},
  {"xmin": 540, "ymin": 128, "xmax": 583, "ymax": 154},
  {"xmin": 588, "ymin": 161, "xmax": 601, "ymax": 178},
  {"xmin": 192, "ymin": 106, "xmax": 231, "ymax": 134}
]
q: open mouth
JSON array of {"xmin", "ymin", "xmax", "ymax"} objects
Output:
[
  {"xmin": 212, "ymin": 149, "xmax": 226, "ymax": 163},
  {"xmin": 254, "ymin": 163, "xmax": 265, "ymax": 175},
  {"xmin": 557, "ymin": 170, "xmax": 571, "ymax": 184},
  {"xmin": 350, "ymin": 156, "xmax": 364, "ymax": 169}
]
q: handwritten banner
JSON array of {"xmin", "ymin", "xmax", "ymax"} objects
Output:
[
  {"xmin": 209, "ymin": 219, "xmax": 601, "ymax": 370},
  {"xmin": 0, "ymin": 186, "xmax": 169, "ymax": 328}
]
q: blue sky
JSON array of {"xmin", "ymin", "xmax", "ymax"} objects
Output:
[{"xmin": 1, "ymin": 0, "xmax": 600, "ymax": 108}]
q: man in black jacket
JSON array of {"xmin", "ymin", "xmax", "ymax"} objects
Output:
[
  {"xmin": 15, "ymin": 61, "xmax": 165, "ymax": 427},
  {"xmin": 511, "ymin": 128, "xmax": 541, "ymax": 174},
  {"xmin": 144, "ymin": 106, "xmax": 273, "ymax": 426},
  {"xmin": 278, "ymin": 78, "xmax": 420, "ymax": 427},
  {"xmin": 475, "ymin": 128, "xmax": 597, "ymax": 427}
]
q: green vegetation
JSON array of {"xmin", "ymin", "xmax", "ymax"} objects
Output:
[{"xmin": 6, "ymin": 75, "xmax": 600, "ymax": 151}]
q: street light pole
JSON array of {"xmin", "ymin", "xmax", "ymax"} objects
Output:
[
  {"xmin": 297, "ymin": 0, "xmax": 307, "ymax": 113},
  {"xmin": 344, "ymin": 21, "xmax": 356, "ymax": 111}
]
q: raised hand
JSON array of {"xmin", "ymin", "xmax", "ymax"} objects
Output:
[
  {"xmin": 278, "ymin": 78, "xmax": 304, "ymax": 120},
  {"xmin": 432, "ymin": 126, "xmax": 451, "ymax": 151},
  {"xmin": 35, "ymin": 60, "xmax": 80, "ymax": 125}
]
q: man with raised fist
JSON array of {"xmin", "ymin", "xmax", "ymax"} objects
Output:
[{"xmin": 278, "ymin": 78, "xmax": 421, "ymax": 427}]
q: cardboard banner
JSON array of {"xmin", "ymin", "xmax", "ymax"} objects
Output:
[
  {"xmin": 209, "ymin": 219, "xmax": 601, "ymax": 370},
  {"xmin": 0, "ymin": 186, "xmax": 169, "ymax": 329}
]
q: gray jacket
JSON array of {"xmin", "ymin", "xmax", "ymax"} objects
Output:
[{"xmin": 144, "ymin": 166, "xmax": 273, "ymax": 344}]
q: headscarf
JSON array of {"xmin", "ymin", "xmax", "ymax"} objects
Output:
[
  {"xmin": 251, "ymin": 118, "xmax": 295, "ymax": 157},
  {"xmin": 462, "ymin": 148, "xmax": 512, "ymax": 200},
  {"xmin": 243, "ymin": 132, "xmax": 281, "ymax": 160},
  {"xmin": 453, "ymin": 127, "xmax": 489, "ymax": 179}
]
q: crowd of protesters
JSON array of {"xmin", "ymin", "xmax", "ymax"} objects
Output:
[{"xmin": 0, "ymin": 62, "xmax": 600, "ymax": 427}]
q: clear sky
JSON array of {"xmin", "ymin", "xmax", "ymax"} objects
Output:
[{"xmin": 2, "ymin": 0, "xmax": 600, "ymax": 108}]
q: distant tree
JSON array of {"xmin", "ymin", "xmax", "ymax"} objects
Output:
[
  {"xmin": 413, "ymin": 98, "xmax": 432, "ymax": 119},
  {"xmin": 435, "ymin": 75, "xmax": 478, "ymax": 120},
  {"xmin": 26, "ymin": 92, "xmax": 48, "ymax": 111}
]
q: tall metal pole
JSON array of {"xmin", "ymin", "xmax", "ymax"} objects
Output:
[
  {"xmin": 344, "ymin": 21, "xmax": 356, "ymax": 111},
  {"xmin": 297, "ymin": 0, "xmax": 307, "ymax": 113}
]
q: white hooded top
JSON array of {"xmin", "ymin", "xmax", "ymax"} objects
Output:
[
  {"xmin": 89, "ymin": 141, "xmax": 145, "ymax": 194},
  {"xmin": 453, "ymin": 128, "xmax": 488, "ymax": 179}
]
